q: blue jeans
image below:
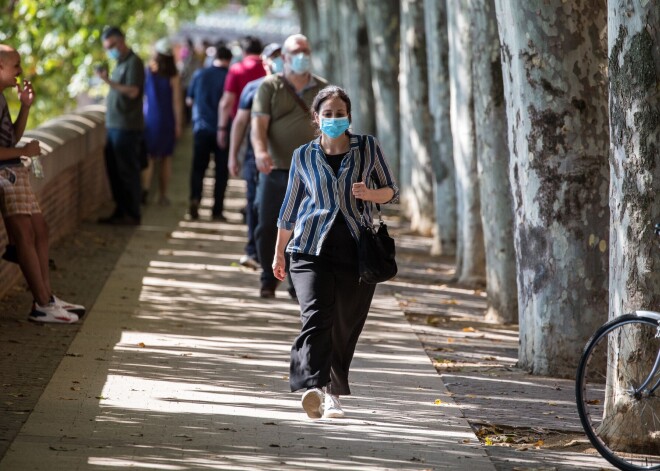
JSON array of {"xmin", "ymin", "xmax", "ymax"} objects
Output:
[
  {"xmin": 105, "ymin": 129, "xmax": 143, "ymax": 220},
  {"xmin": 243, "ymin": 155, "xmax": 258, "ymax": 258},
  {"xmin": 255, "ymin": 170, "xmax": 289, "ymax": 287},
  {"xmin": 190, "ymin": 129, "xmax": 229, "ymax": 216}
]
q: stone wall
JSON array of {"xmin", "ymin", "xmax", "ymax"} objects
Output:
[{"xmin": 0, "ymin": 105, "xmax": 110, "ymax": 299}]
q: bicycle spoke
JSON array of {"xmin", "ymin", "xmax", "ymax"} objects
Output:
[{"xmin": 576, "ymin": 315, "xmax": 660, "ymax": 471}]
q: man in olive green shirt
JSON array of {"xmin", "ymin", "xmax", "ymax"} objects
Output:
[
  {"xmin": 251, "ymin": 33, "xmax": 328, "ymax": 298},
  {"xmin": 96, "ymin": 26, "xmax": 145, "ymax": 225}
]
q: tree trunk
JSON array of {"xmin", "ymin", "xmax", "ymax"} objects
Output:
[
  {"xmin": 338, "ymin": 0, "xmax": 375, "ymax": 135},
  {"xmin": 399, "ymin": 0, "xmax": 435, "ymax": 235},
  {"xmin": 363, "ymin": 0, "xmax": 400, "ymax": 179},
  {"xmin": 495, "ymin": 0, "xmax": 609, "ymax": 376},
  {"xmin": 294, "ymin": 0, "xmax": 319, "ymax": 53},
  {"xmin": 447, "ymin": 0, "xmax": 486, "ymax": 285},
  {"xmin": 308, "ymin": 0, "xmax": 333, "ymax": 81},
  {"xmin": 606, "ymin": 0, "xmax": 660, "ymax": 448},
  {"xmin": 424, "ymin": 0, "xmax": 457, "ymax": 255},
  {"xmin": 471, "ymin": 0, "xmax": 517, "ymax": 324}
]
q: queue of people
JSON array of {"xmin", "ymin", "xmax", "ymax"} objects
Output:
[{"xmin": 0, "ymin": 28, "xmax": 399, "ymax": 421}]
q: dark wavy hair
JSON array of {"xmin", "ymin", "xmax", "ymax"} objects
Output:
[
  {"xmin": 151, "ymin": 52, "xmax": 177, "ymax": 78},
  {"xmin": 311, "ymin": 86, "xmax": 352, "ymax": 134}
]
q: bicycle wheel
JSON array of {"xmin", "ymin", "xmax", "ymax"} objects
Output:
[{"xmin": 576, "ymin": 314, "xmax": 660, "ymax": 471}]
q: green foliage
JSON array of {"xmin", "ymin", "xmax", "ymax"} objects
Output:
[{"xmin": 0, "ymin": 0, "xmax": 246, "ymax": 128}]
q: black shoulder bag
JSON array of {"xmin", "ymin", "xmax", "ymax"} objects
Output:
[{"xmin": 356, "ymin": 136, "xmax": 397, "ymax": 284}]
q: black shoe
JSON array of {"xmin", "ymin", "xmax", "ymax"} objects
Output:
[
  {"xmin": 212, "ymin": 213, "xmax": 227, "ymax": 222},
  {"xmin": 2, "ymin": 244, "xmax": 18, "ymax": 264},
  {"xmin": 189, "ymin": 201, "xmax": 199, "ymax": 220},
  {"xmin": 97, "ymin": 214, "xmax": 120, "ymax": 224},
  {"xmin": 98, "ymin": 215, "xmax": 140, "ymax": 226}
]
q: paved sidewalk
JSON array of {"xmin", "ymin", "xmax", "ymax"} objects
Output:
[
  {"xmin": 0, "ymin": 130, "xmax": 617, "ymax": 470},
  {"xmin": 0, "ymin": 139, "xmax": 494, "ymax": 470}
]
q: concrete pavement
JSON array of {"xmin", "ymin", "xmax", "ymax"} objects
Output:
[
  {"xmin": 0, "ymin": 130, "xmax": 617, "ymax": 470},
  {"xmin": 0, "ymin": 134, "xmax": 495, "ymax": 470}
]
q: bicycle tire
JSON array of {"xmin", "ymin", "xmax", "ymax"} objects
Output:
[{"xmin": 576, "ymin": 314, "xmax": 660, "ymax": 471}]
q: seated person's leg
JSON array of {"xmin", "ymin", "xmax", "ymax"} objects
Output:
[
  {"xmin": 4, "ymin": 214, "xmax": 49, "ymax": 305},
  {"xmin": 30, "ymin": 212, "xmax": 51, "ymax": 296}
]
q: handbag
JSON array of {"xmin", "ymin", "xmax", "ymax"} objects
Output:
[{"xmin": 356, "ymin": 136, "xmax": 397, "ymax": 284}]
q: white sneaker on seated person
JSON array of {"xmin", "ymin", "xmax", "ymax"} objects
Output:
[{"xmin": 29, "ymin": 302, "xmax": 79, "ymax": 324}]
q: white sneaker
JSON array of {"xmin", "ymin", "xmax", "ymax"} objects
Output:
[
  {"xmin": 239, "ymin": 254, "xmax": 260, "ymax": 270},
  {"xmin": 323, "ymin": 393, "xmax": 345, "ymax": 418},
  {"xmin": 52, "ymin": 295, "xmax": 86, "ymax": 316},
  {"xmin": 29, "ymin": 302, "xmax": 79, "ymax": 324},
  {"xmin": 301, "ymin": 388, "xmax": 324, "ymax": 419}
]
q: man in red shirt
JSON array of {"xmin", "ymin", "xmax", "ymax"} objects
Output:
[{"xmin": 217, "ymin": 36, "xmax": 265, "ymax": 149}]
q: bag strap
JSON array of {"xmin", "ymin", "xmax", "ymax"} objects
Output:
[
  {"xmin": 278, "ymin": 73, "xmax": 311, "ymax": 117},
  {"xmin": 356, "ymin": 135, "xmax": 383, "ymax": 224}
]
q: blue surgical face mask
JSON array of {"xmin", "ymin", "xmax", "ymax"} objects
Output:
[
  {"xmin": 270, "ymin": 56, "xmax": 284, "ymax": 74},
  {"xmin": 290, "ymin": 53, "xmax": 311, "ymax": 74},
  {"xmin": 320, "ymin": 117, "xmax": 350, "ymax": 139},
  {"xmin": 106, "ymin": 47, "xmax": 121, "ymax": 61}
]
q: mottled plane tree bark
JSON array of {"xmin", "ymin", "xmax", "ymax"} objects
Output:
[
  {"xmin": 606, "ymin": 0, "xmax": 660, "ymax": 450},
  {"xmin": 495, "ymin": 0, "xmax": 609, "ymax": 375},
  {"xmin": 295, "ymin": 0, "xmax": 334, "ymax": 81},
  {"xmin": 363, "ymin": 0, "xmax": 400, "ymax": 176},
  {"xmin": 471, "ymin": 0, "xmax": 517, "ymax": 324},
  {"xmin": 338, "ymin": 0, "xmax": 375, "ymax": 135},
  {"xmin": 447, "ymin": 0, "xmax": 486, "ymax": 285},
  {"xmin": 424, "ymin": 0, "xmax": 456, "ymax": 255},
  {"xmin": 399, "ymin": 0, "xmax": 435, "ymax": 235}
]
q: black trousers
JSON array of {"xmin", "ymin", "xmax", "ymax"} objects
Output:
[
  {"xmin": 190, "ymin": 129, "xmax": 229, "ymax": 216},
  {"xmin": 289, "ymin": 220, "xmax": 376, "ymax": 396},
  {"xmin": 105, "ymin": 129, "xmax": 143, "ymax": 220}
]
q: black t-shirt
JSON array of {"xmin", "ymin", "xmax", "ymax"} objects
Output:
[
  {"xmin": 325, "ymin": 152, "xmax": 347, "ymax": 225},
  {"xmin": 325, "ymin": 152, "xmax": 344, "ymax": 177}
]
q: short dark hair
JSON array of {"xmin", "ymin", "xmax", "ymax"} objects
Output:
[
  {"xmin": 101, "ymin": 26, "xmax": 124, "ymax": 41},
  {"xmin": 215, "ymin": 44, "xmax": 233, "ymax": 61},
  {"xmin": 312, "ymin": 85, "xmax": 352, "ymax": 116},
  {"xmin": 241, "ymin": 36, "xmax": 263, "ymax": 55}
]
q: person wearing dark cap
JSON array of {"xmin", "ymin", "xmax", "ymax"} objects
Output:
[
  {"xmin": 227, "ymin": 42, "xmax": 282, "ymax": 270},
  {"xmin": 96, "ymin": 26, "xmax": 145, "ymax": 225}
]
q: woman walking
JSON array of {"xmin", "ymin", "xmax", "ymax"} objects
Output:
[{"xmin": 272, "ymin": 86, "xmax": 398, "ymax": 419}]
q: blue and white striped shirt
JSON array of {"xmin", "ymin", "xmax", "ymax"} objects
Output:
[{"xmin": 277, "ymin": 133, "xmax": 399, "ymax": 256}]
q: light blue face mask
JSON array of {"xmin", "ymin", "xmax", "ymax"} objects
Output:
[
  {"xmin": 320, "ymin": 117, "xmax": 350, "ymax": 139},
  {"xmin": 270, "ymin": 56, "xmax": 284, "ymax": 74},
  {"xmin": 106, "ymin": 48, "xmax": 121, "ymax": 61},
  {"xmin": 290, "ymin": 53, "xmax": 311, "ymax": 74}
]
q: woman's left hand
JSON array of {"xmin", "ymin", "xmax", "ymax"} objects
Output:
[
  {"xmin": 352, "ymin": 182, "xmax": 371, "ymax": 201},
  {"xmin": 272, "ymin": 252, "xmax": 287, "ymax": 281}
]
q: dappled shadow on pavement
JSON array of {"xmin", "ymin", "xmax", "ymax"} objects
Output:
[
  {"xmin": 0, "ymin": 164, "xmax": 493, "ymax": 470},
  {"xmin": 386, "ymin": 227, "xmax": 615, "ymax": 471}
]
